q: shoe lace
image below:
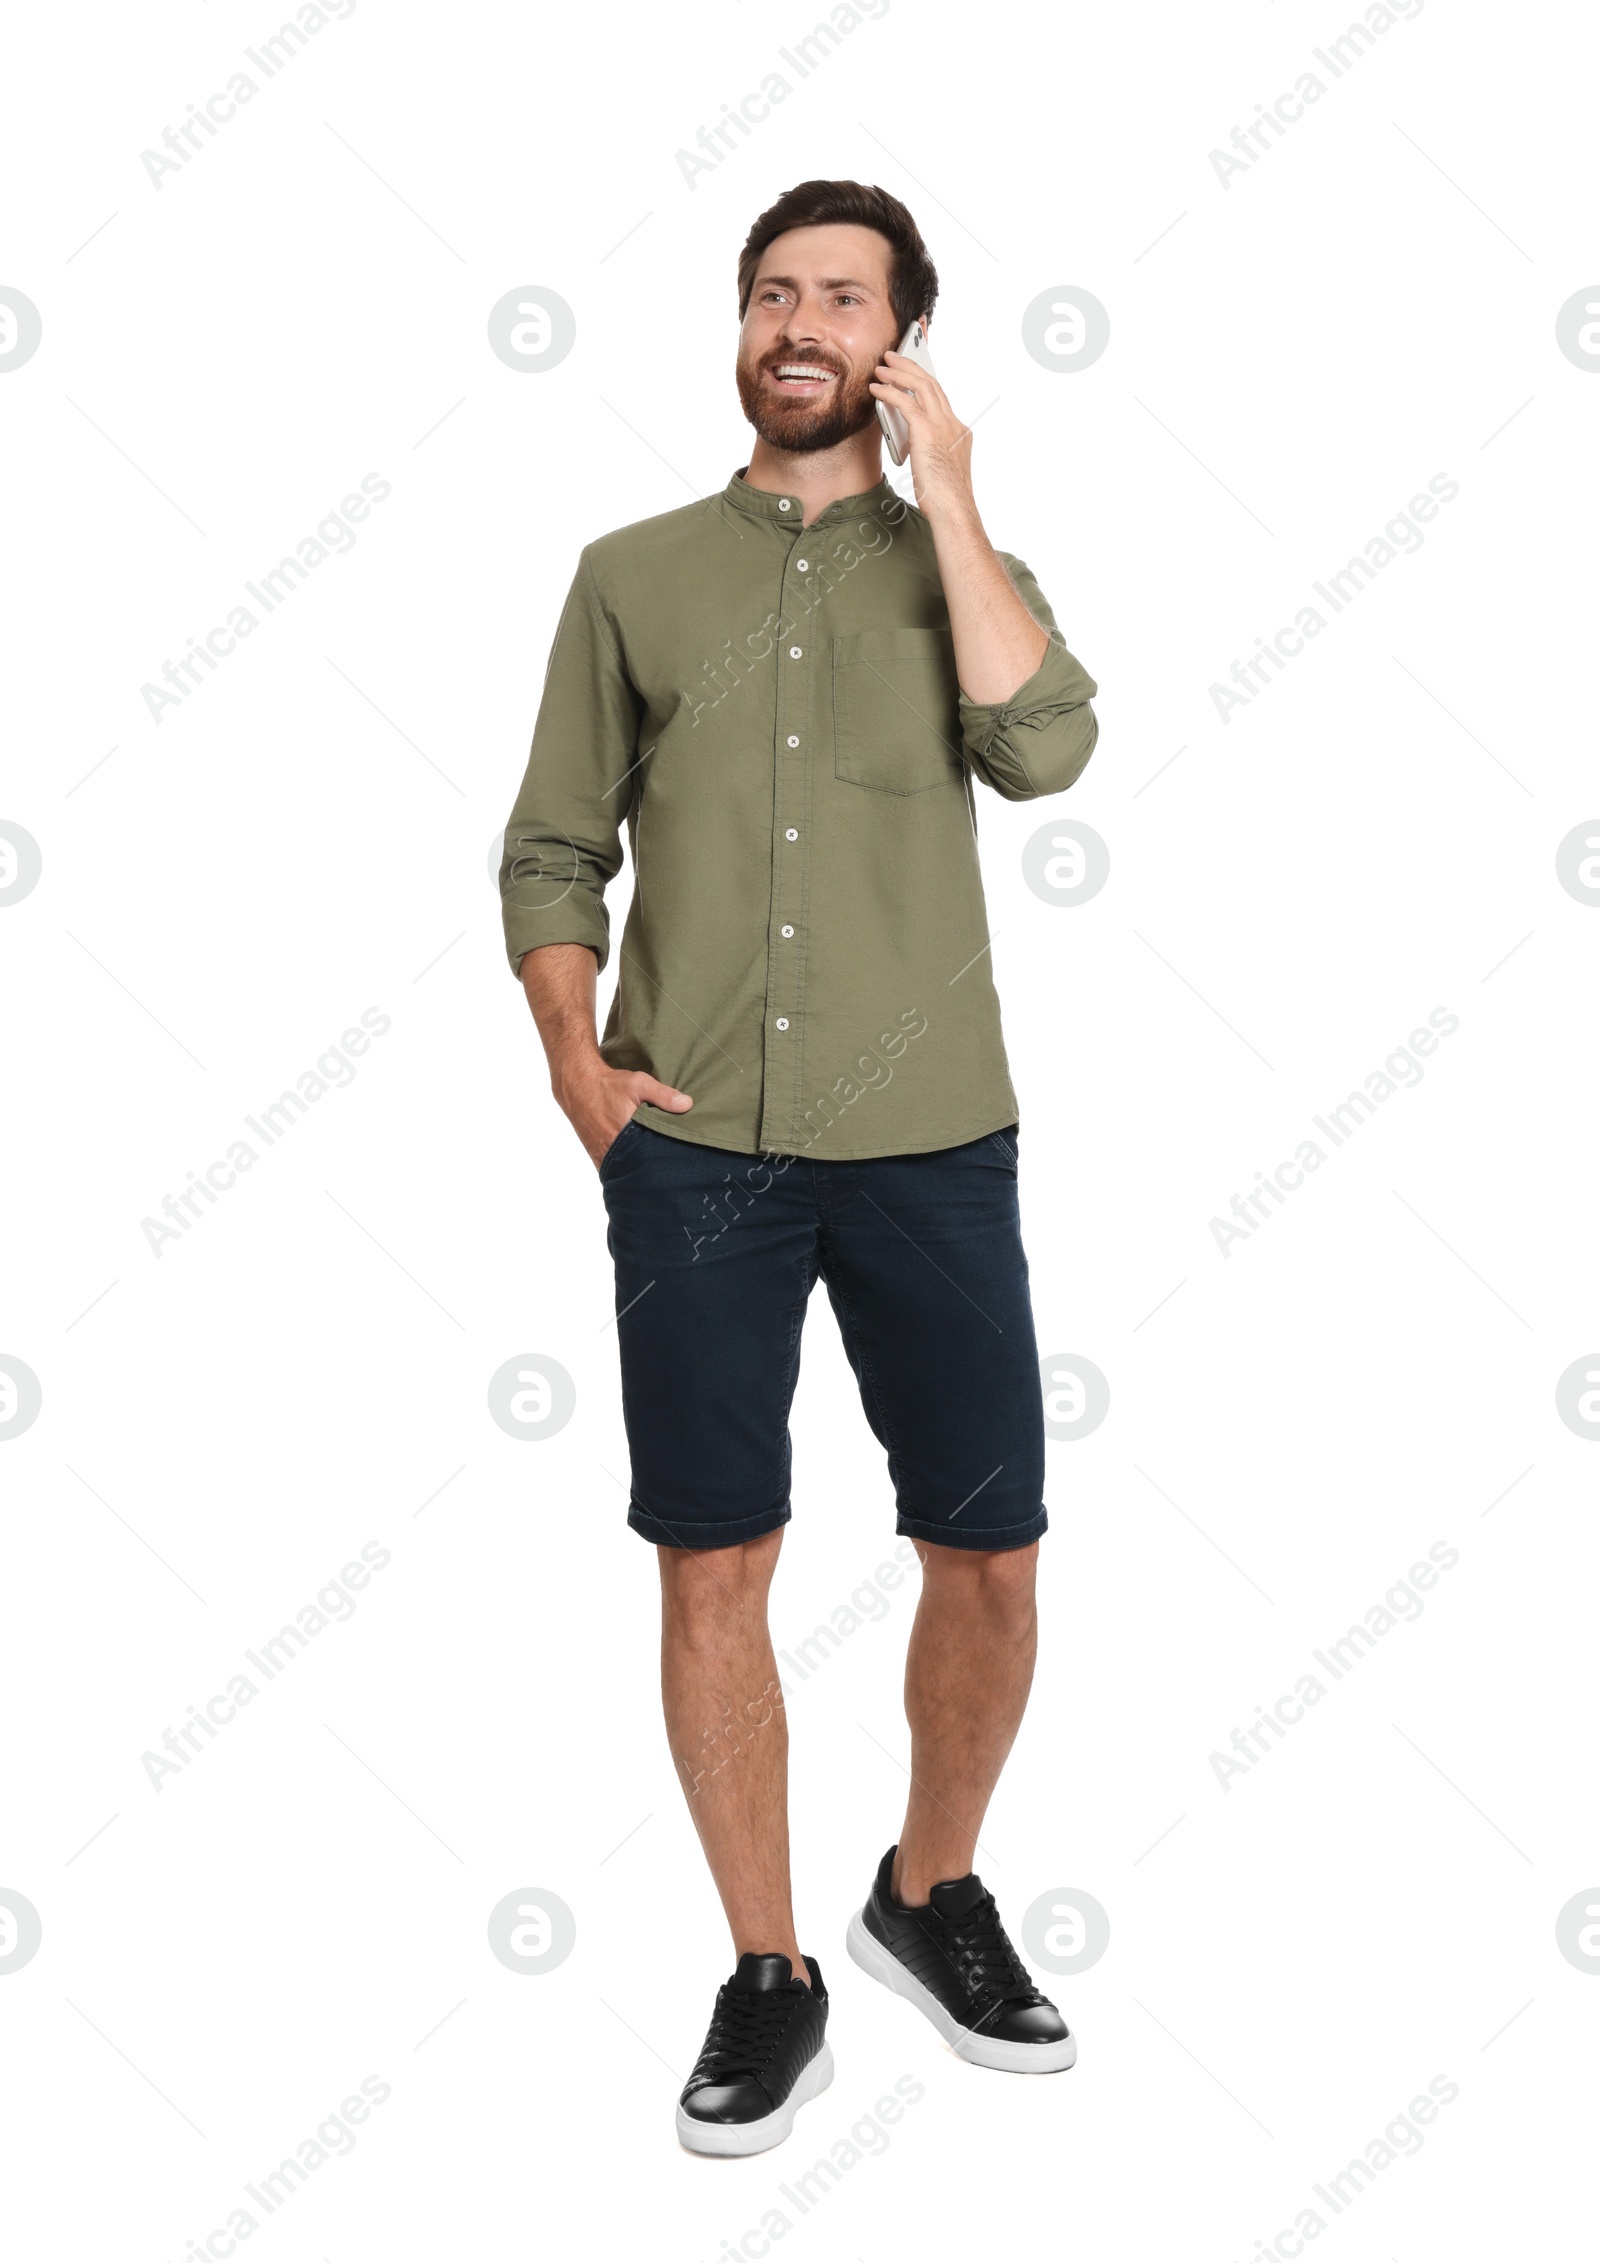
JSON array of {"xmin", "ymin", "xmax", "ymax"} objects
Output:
[
  {"xmin": 690, "ymin": 1986, "xmax": 802, "ymax": 2085},
  {"xmin": 941, "ymin": 1897, "xmax": 1046, "ymax": 2010}
]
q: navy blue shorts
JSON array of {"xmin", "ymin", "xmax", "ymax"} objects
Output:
[{"xmin": 598, "ymin": 1122, "xmax": 1047, "ymax": 1554}]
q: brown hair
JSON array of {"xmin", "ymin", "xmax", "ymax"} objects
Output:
[{"xmin": 737, "ymin": 179, "xmax": 939, "ymax": 334}]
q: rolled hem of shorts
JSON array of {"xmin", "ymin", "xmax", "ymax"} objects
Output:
[
  {"xmin": 627, "ymin": 1498, "xmax": 793, "ymax": 1550},
  {"xmin": 894, "ymin": 1506, "xmax": 1048, "ymax": 1552}
]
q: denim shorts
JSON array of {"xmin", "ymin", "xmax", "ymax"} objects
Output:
[{"xmin": 598, "ymin": 1122, "xmax": 1047, "ymax": 1554}]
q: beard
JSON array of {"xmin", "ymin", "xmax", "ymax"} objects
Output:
[{"xmin": 735, "ymin": 346, "xmax": 881, "ymax": 454}]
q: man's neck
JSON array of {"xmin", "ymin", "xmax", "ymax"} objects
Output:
[{"xmin": 741, "ymin": 433, "xmax": 887, "ymax": 527}]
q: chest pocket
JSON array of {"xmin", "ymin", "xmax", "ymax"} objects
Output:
[{"xmin": 832, "ymin": 627, "xmax": 965, "ymax": 795}]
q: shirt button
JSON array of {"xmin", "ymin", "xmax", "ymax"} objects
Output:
[
  {"xmin": 778, "ymin": 499, "xmax": 792, "ymax": 512},
  {"xmin": 796, "ymin": 558, "xmax": 809, "ymax": 571},
  {"xmin": 781, "ymin": 925, "xmax": 794, "ymax": 937},
  {"xmin": 784, "ymin": 827, "xmax": 798, "ymax": 841},
  {"xmin": 789, "ymin": 646, "xmax": 802, "ymax": 659},
  {"xmin": 786, "ymin": 734, "xmax": 799, "ymax": 747},
  {"xmin": 775, "ymin": 1017, "xmax": 789, "ymax": 1031}
]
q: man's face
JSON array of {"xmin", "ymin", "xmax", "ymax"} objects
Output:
[{"xmin": 736, "ymin": 222, "xmax": 908, "ymax": 454}]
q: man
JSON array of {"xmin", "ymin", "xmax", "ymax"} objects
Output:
[{"xmin": 499, "ymin": 179, "xmax": 1099, "ymax": 2155}]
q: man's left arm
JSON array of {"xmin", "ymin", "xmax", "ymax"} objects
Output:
[{"xmin": 873, "ymin": 346, "xmax": 1100, "ymax": 801}]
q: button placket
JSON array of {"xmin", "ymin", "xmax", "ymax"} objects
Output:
[{"xmin": 765, "ymin": 522, "xmax": 816, "ymax": 1145}]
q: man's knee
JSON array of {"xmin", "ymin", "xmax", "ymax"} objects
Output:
[
  {"xmin": 917, "ymin": 1537, "xmax": 1038, "ymax": 1627},
  {"xmin": 658, "ymin": 1528, "xmax": 783, "ymax": 1640}
]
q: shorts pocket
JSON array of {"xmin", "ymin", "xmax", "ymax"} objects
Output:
[
  {"xmin": 832, "ymin": 627, "xmax": 965, "ymax": 795},
  {"xmin": 597, "ymin": 1117, "xmax": 642, "ymax": 1180}
]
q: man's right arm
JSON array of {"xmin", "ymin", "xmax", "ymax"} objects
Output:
[
  {"xmin": 517, "ymin": 941, "xmax": 690, "ymax": 1170},
  {"xmin": 501, "ymin": 552, "xmax": 691, "ymax": 1166}
]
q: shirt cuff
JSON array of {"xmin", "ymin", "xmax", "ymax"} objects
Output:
[
  {"xmin": 958, "ymin": 635, "xmax": 1097, "ymax": 763},
  {"xmin": 502, "ymin": 891, "xmax": 611, "ymax": 977}
]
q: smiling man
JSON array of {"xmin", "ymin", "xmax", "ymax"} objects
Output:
[{"xmin": 499, "ymin": 179, "xmax": 1100, "ymax": 2155}]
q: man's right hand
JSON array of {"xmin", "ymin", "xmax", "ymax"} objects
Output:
[
  {"xmin": 555, "ymin": 1061, "xmax": 694, "ymax": 1172},
  {"xmin": 517, "ymin": 942, "xmax": 693, "ymax": 1169}
]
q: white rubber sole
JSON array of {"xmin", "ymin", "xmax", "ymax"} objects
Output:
[
  {"xmin": 676, "ymin": 2041, "xmax": 835, "ymax": 2157},
  {"xmin": 846, "ymin": 1910, "xmax": 1078, "ymax": 2073}
]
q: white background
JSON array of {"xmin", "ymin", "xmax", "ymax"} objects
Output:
[{"xmin": 3, "ymin": 0, "xmax": 1598, "ymax": 2254}]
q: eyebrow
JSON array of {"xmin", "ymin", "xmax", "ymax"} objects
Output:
[{"xmin": 755, "ymin": 274, "xmax": 880, "ymax": 294}]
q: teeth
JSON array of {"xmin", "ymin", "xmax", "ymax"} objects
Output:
[{"xmin": 775, "ymin": 366, "xmax": 834, "ymax": 380}]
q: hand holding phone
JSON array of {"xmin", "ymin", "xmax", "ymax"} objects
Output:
[{"xmin": 875, "ymin": 318, "xmax": 938, "ymax": 466}]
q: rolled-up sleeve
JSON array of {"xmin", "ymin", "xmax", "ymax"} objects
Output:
[
  {"xmin": 499, "ymin": 548, "xmax": 643, "ymax": 977},
  {"xmin": 958, "ymin": 555, "xmax": 1099, "ymax": 802}
]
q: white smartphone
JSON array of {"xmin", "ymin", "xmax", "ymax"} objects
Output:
[{"xmin": 876, "ymin": 317, "xmax": 937, "ymax": 466}]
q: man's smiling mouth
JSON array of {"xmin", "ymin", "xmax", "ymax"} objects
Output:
[{"xmin": 769, "ymin": 362, "xmax": 838, "ymax": 390}]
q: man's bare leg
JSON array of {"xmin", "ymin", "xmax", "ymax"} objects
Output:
[
  {"xmin": 658, "ymin": 1530, "xmax": 810, "ymax": 1986},
  {"xmin": 890, "ymin": 1539, "xmax": 1039, "ymax": 1906}
]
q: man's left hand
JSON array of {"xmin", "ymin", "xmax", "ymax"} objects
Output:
[{"xmin": 871, "ymin": 349, "xmax": 976, "ymax": 523}]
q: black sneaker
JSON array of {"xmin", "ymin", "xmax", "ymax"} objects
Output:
[
  {"xmin": 676, "ymin": 1953, "xmax": 833, "ymax": 2155},
  {"xmin": 847, "ymin": 1845, "xmax": 1076, "ymax": 2073}
]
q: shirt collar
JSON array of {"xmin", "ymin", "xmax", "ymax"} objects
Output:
[{"xmin": 721, "ymin": 466, "xmax": 901, "ymax": 530}]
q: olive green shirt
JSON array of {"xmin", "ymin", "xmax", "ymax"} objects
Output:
[{"xmin": 499, "ymin": 469, "xmax": 1099, "ymax": 1159}]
